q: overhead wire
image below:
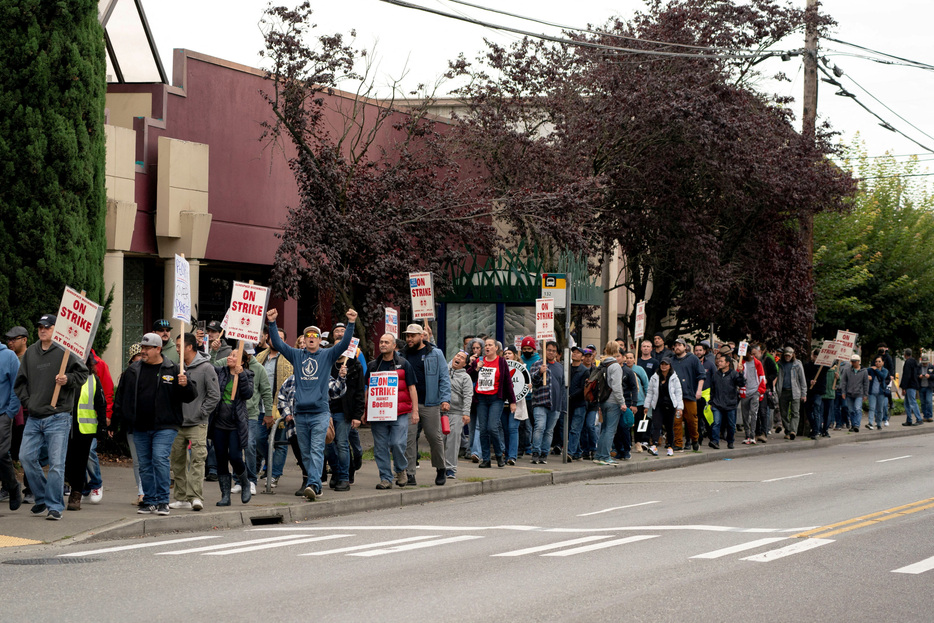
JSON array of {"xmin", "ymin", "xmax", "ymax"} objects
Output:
[
  {"xmin": 822, "ymin": 49, "xmax": 934, "ymax": 72},
  {"xmin": 824, "ymin": 37, "xmax": 934, "ymax": 71}
]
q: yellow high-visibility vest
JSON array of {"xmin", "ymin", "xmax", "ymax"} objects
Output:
[{"xmin": 76, "ymin": 375, "xmax": 97, "ymax": 435}]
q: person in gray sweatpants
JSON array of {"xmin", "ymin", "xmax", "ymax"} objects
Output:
[{"xmin": 444, "ymin": 352, "xmax": 473, "ymax": 478}]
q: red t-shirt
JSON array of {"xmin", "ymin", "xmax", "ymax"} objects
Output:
[{"xmin": 476, "ymin": 357, "xmax": 501, "ymax": 395}]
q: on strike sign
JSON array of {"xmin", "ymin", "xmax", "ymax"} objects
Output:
[
  {"xmin": 536, "ymin": 298, "xmax": 555, "ymax": 341},
  {"xmin": 53, "ymin": 287, "xmax": 102, "ymax": 360},
  {"xmin": 384, "ymin": 307, "xmax": 399, "ymax": 338},
  {"xmin": 634, "ymin": 302, "xmax": 646, "ymax": 341},
  {"xmin": 815, "ymin": 341, "xmax": 844, "ymax": 367},
  {"xmin": 409, "ymin": 272, "xmax": 435, "ymax": 321},
  {"xmin": 835, "ymin": 330, "xmax": 858, "ymax": 360},
  {"xmin": 367, "ymin": 372, "xmax": 399, "ymax": 421},
  {"xmin": 172, "ymin": 254, "xmax": 191, "ymax": 324},
  {"xmin": 225, "ymin": 281, "xmax": 269, "ymax": 343},
  {"xmin": 737, "ymin": 341, "xmax": 749, "ymax": 358},
  {"xmin": 342, "ymin": 337, "xmax": 360, "ymax": 359}
]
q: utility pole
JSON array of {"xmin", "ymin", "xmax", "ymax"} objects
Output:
[{"xmin": 803, "ymin": 0, "xmax": 819, "ymax": 346}]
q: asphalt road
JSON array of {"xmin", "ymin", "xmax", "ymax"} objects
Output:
[{"xmin": 3, "ymin": 432, "xmax": 933, "ymax": 622}]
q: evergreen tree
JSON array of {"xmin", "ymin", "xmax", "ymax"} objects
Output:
[{"xmin": 0, "ymin": 0, "xmax": 108, "ymax": 348}]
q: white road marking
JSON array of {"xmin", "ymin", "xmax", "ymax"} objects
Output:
[
  {"xmin": 740, "ymin": 538, "xmax": 834, "ymax": 562},
  {"xmin": 546, "ymin": 525, "xmax": 737, "ymax": 533},
  {"xmin": 156, "ymin": 535, "xmax": 306, "ymax": 555},
  {"xmin": 204, "ymin": 535, "xmax": 351, "ymax": 556},
  {"xmin": 577, "ymin": 501, "xmax": 660, "ymax": 517},
  {"xmin": 892, "ymin": 555, "xmax": 934, "ymax": 574},
  {"xmin": 59, "ymin": 536, "xmax": 219, "ymax": 557},
  {"xmin": 877, "ymin": 455, "xmax": 912, "ymax": 463},
  {"xmin": 541, "ymin": 535, "xmax": 658, "ymax": 557},
  {"xmin": 301, "ymin": 536, "xmax": 439, "ymax": 556},
  {"xmin": 740, "ymin": 528, "xmax": 782, "ymax": 533},
  {"xmin": 762, "ymin": 473, "xmax": 814, "ymax": 483},
  {"xmin": 492, "ymin": 536, "xmax": 612, "ymax": 557},
  {"xmin": 691, "ymin": 538, "xmax": 789, "ymax": 559},
  {"xmin": 249, "ymin": 525, "xmax": 539, "ymax": 532},
  {"xmin": 781, "ymin": 527, "xmax": 819, "ymax": 532},
  {"xmin": 349, "ymin": 535, "xmax": 482, "ymax": 557}
]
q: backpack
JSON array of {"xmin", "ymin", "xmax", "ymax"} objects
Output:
[{"xmin": 584, "ymin": 363, "xmax": 612, "ymax": 403}]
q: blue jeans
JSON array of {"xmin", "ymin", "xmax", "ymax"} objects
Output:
[
  {"xmin": 84, "ymin": 438, "xmax": 102, "ymax": 493},
  {"xmin": 469, "ymin": 420, "xmax": 482, "ymax": 458},
  {"xmin": 531, "ymin": 407, "xmax": 561, "ymax": 456},
  {"xmin": 20, "ymin": 413, "xmax": 71, "ymax": 513},
  {"xmin": 581, "ymin": 408, "xmax": 599, "ymax": 454},
  {"xmin": 476, "ymin": 394, "xmax": 505, "ymax": 460},
  {"xmin": 371, "ymin": 414, "xmax": 409, "ymax": 482},
  {"xmin": 595, "ymin": 402, "xmax": 621, "ymax": 461},
  {"xmin": 500, "ymin": 407, "xmax": 511, "ymax": 460},
  {"xmin": 255, "ymin": 421, "xmax": 288, "ymax": 478},
  {"xmin": 867, "ymin": 393, "xmax": 887, "ymax": 426},
  {"xmin": 823, "ymin": 397, "xmax": 838, "ymax": 430},
  {"xmin": 904, "ymin": 389, "xmax": 922, "ymax": 424},
  {"xmin": 919, "ymin": 387, "xmax": 933, "ymax": 420},
  {"xmin": 507, "ymin": 413, "xmax": 520, "ymax": 460},
  {"xmin": 808, "ymin": 396, "xmax": 825, "ymax": 436},
  {"xmin": 205, "ymin": 439, "xmax": 217, "ymax": 476},
  {"xmin": 245, "ymin": 418, "xmax": 260, "ymax": 484},
  {"xmin": 568, "ymin": 405, "xmax": 586, "ymax": 457},
  {"xmin": 325, "ymin": 413, "xmax": 352, "ymax": 482},
  {"xmin": 294, "ymin": 411, "xmax": 331, "ymax": 494},
  {"xmin": 134, "ymin": 428, "xmax": 179, "ymax": 506},
  {"xmin": 845, "ymin": 396, "xmax": 863, "ymax": 429},
  {"xmin": 710, "ymin": 408, "xmax": 735, "ymax": 445}
]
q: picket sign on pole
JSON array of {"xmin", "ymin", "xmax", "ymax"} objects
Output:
[
  {"xmin": 173, "ymin": 253, "xmax": 191, "ymax": 375},
  {"xmin": 50, "ymin": 288, "xmax": 102, "ymax": 408},
  {"xmin": 814, "ymin": 340, "xmax": 845, "ymax": 382},
  {"xmin": 634, "ymin": 302, "xmax": 646, "ymax": 343},
  {"xmin": 536, "ymin": 297, "xmax": 555, "ymax": 384},
  {"xmin": 737, "ymin": 341, "xmax": 749, "ymax": 358},
  {"xmin": 227, "ymin": 279, "xmax": 268, "ymax": 397},
  {"xmin": 409, "ymin": 272, "xmax": 435, "ymax": 321},
  {"xmin": 384, "ymin": 307, "xmax": 399, "ymax": 339}
]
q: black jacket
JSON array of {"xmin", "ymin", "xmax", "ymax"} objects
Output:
[
  {"xmin": 900, "ymin": 358, "xmax": 920, "ymax": 391},
  {"xmin": 210, "ymin": 366, "xmax": 253, "ymax": 451},
  {"xmin": 709, "ymin": 366, "xmax": 745, "ymax": 411},
  {"xmin": 329, "ymin": 357, "xmax": 365, "ymax": 422},
  {"xmin": 113, "ymin": 359, "xmax": 197, "ymax": 432}
]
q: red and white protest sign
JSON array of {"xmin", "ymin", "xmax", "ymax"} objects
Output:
[
  {"xmin": 342, "ymin": 337, "xmax": 360, "ymax": 359},
  {"xmin": 225, "ymin": 281, "xmax": 269, "ymax": 343},
  {"xmin": 835, "ymin": 330, "xmax": 858, "ymax": 361},
  {"xmin": 384, "ymin": 307, "xmax": 399, "ymax": 338},
  {"xmin": 536, "ymin": 298, "xmax": 555, "ymax": 341},
  {"xmin": 737, "ymin": 341, "xmax": 749, "ymax": 358},
  {"xmin": 634, "ymin": 302, "xmax": 646, "ymax": 341},
  {"xmin": 409, "ymin": 272, "xmax": 435, "ymax": 321},
  {"xmin": 367, "ymin": 372, "xmax": 399, "ymax": 421},
  {"xmin": 53, "ymin": 287, "xmax": 102, "ymax": 361},
  {"xmin": 815, "ymin": 341, "xmax": 845, "ymax": 367}
]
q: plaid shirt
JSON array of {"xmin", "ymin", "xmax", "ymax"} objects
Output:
[{"xmin": 276, "ymin": 375, "xmax": 296, "ymax": 439}]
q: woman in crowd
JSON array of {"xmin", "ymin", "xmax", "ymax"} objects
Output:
[
  {"xmin": 468, "ymin": 338, "xmax": 516, "ymax": 468},
  {"xmin": 593, "ymin": 342, "xmax": 627, "ymax": 465},
  {"xmin": 210, "ymin": 351, "xmax": 254, "ymax": 505},
  {"xmin": 644, "ymin": 357, "xmax": 684, "ymax": 457}
]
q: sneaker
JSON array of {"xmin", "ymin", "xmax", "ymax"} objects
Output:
[
  {"xmin": 406, "ymin": 474, "xmax": 417, "ymax": 487},
  {"xmin": 742, "ymin": 439, "xmax": 751, "ymax": 445},
  {"xmin": 496, "ymin": 455, "xmax": 505, "ymax": 468},
  {"xmin": 648, "ymin": 445, "xmax": 658, "ymax": 457},
  {"xmin": 8, "ymin": 483, "xmax": 22, "ymax": 511},
  {"xmin": 471, "ymin": 454, "xmax": 480, "ymax": 463},
  {"xmin": 884, "ymin": 421, "xmax": 889, "ymax": 427},
  {"xmin": 506, "ymin": 458, "xmax": 516, "ymax": 466},
  {"xmin": 396, "ymin": 472, "xmax": 408, "ymax": 487},
  {"xmin": 231, "ymin": 482, "xmax": 242, "ymax": 494},
  {"xmin": 89, "ymin": 488, "xmax": 103, "ymax": 504},
  {"xmin": 294, "ymin": 487, "xmax": 306, "ymax": 496},
  {"xmin": 137, "ymin": 504, "xmax": 157, "ymax": 514},
  {"xmin": 622, "ymin": 452, "xmax": 631, "ymax": 460},
  {"xmin": 666, "ymin": 447, "xmax": 674, "ymax": 456},
  {"xmin": 789, "ymin": 433, "xmax": 796, "ymax": 440},
  {"xmin": 708, "ymin": 442, "xmax": 719, "ymax": 450},
  {"xmin": 593, "ymin": 459, "xmax": 608, "ymax": 465},
  {"xmin": 155, "ymin": 503, "xmax": 170, "ymax": 515},
  {"xmin": 692, "ymin": 441, "xmax": 699, "ymax": 452},
  {"xmin": 46, "ymin": 509, "xmax": 62, "ymax": 521},
  {"xmin": 168, "ymin": 500, "xmax": 192, "ymax": 510},
  {"xmin": 674, "ymin": 447, "xmax": 684, "ymax": 453},
  {"xmin": 537, "ymin": 457, "xmax": 547, "ymax": 464},
  {"xmin": 866, "ymin": 424, "xmax": 874, "ymax": 430},
  {"xmin": 191, "ymin": 499, "xmax": 203, "ymax": 511},
  {"xmin": 727, "ymin": 442, "xmax": 735, "ymax": 449},
  {"xmin": 750, "ymin": 439, "xmax": 757, "ymax": 444},
  {"xmin": 303, "ymin": 486, "xmax": 317, "ymax": 501},
  {"xmin": 205, "ymin": 473, "xmax": 218, "ymax": 482},
  {"xmin": 446, "ymin": 469, "xmax": 456, "ymax": 479},
  {"xmin": 376, "ymin": 480, "xmax": 393, "ymax": 490},
  {"xmin": 30, "ymin": 503, "xmax": 48, "ymax": 516},
  {"xmin": 334, "ymin": 481, "xmax": 350, "ymax": 492},
  {"xmin": 250, "ymin": 482, "xmax": 256, "ymax": 495},
  {"xmin": 606, "ymin": 458, "xmax": 619, "ymax": 465},
  {"xmin": 478, "ymin": 460, "xmax": 491, "ymax": 469},
  {"xmin": 270, "ymin": 476, "xmax": 280, "ymax": 489}
]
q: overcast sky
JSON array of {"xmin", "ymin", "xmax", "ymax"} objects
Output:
[{"xmin": 143, "ymin": 0, "xmax": 934, "ymax": 175}]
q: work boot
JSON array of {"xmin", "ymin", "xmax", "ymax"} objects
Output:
[
  {"xmin": 237, "ymin": 470, "xmax": 252, "ymax": 504},
  {"xmin": 66, "ymin": 490, "xmax": 82, "ymax": 511},
  {"xmin": 216, "ymin": 475, "xmax": 231, "ymax": 506}
]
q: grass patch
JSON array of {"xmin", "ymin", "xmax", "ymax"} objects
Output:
[
  {"xmin": 530, "ymin": 469, "xmax": 552, "ymax": 474},
  {"xmin": 461, "ymin": 476, "xmax": 490, "ymax": 482}
]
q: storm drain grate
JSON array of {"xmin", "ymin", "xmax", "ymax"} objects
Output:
[
  {"xmin": 249, "ymin": 515, "xmax": 284, "ymax": 526},
  {"xmin": 3, "ymin": 557, "xmax": 101, "ymax": 565}
]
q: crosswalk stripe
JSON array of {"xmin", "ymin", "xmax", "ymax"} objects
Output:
[
  {"xmin": 691, "ymin": 538, "xmax": 790, "ymax": 559},
  {"xmin": 156, "ymin": 535, "xmax": 308, "ymax": 555},
  {"xmin": 301, "ymin": 536, "xmax": 439, "ymax": 556},
  {"xmin": 59, "ymin": 536, "xmax": 219, "ymax": 557},
  {"xmin": 541, "ymin": 535, "xmax": 658, "ymax": 557},
  {"xmin": 892, "ymin": 555, "xmax": 934, "ymax": 575},
  {"xmin": 492, "ymin": 536, "xmax": 612, "ymax": 557},
  {"xmin": 740, "ymin": 538, "xmax": 834, "ymax": 562},
  {"xmin": 349, "ymin": 535, "xmax": 482, "ymax": 557},
  {"xmin": 204, "ymin": 535, "xmax": 352, "ymax": 556}
]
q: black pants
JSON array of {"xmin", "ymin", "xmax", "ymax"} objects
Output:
[
  {"xmin": 651, "ymin": 404, "xmax": 675, "ymax": 447},
  {"xmin": 631, "ymin": 406, "xmax": 647, "ymax": 444},
  {"xmin": 213, "ymin": 428, "xmax": 244, "ymax": 476},
  {"xmin": 65, "ymin": 430, "xmax": 95, "ymax": 492},
  {"xmin": 0, "ymin": 416, "xmax": 18, "ymax": 493}
]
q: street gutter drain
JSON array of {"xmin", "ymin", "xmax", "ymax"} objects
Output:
[
  {"xmin": 3, "ymin": 558, "xmax": 101, "ymax": 565},
  {"xmin": 249, "ymin": 515, "xmax": 284, "ymax": 526}
]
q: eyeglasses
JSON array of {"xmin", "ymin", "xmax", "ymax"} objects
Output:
[{"xmin": 305, "ymin": 332, "xmax": 320, "ymax": 339}]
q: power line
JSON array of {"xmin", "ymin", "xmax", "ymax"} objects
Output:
[
  {"xmin": 838, "ymin": 70, "xmax": 934, "ymax": 145},
  {"xmin": 822, "ymin": 50, "xmax": 934, "ymax": 72},
  {"xmin": 824, "ymin": 37, "xmax": 934, "ymax": 71},
  {"xmin": 856, "ymin": 172, "xmax": 934, "ymax": 181},
  {"xmin": 379, "ymin": 0, "xmax": 799, "ymax": 62}
]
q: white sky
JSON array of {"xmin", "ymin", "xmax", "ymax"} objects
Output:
[{"xmin": 143, "ymin": 0, "xmax": 934, "ymax": 172}]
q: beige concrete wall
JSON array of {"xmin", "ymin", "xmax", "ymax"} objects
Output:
[
  {"xmin": 155, "ymin": 137, "xmax": 210, "ymax": 252},
  {"xmin": 105, "ymin": 124, "xmax": 136, "ymax": 204},
  {"xmin": 105, "ymin": 92, "xmax": 152, "ymax": 131}
]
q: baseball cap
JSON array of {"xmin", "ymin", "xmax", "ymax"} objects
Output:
[
  {"xmin": 332, "ymin": 323, "xmax": 346, "ymax": 330},
  {"xmin": 586, "ymin": 344, "xmax": 597, "ymax": 351},
  {"xmin": 243, "ymin": 342, "xmax": 256, "ymax": 355},
  {"xmin": 153, "ymin": 319, "xmax": 171, "ymax": 330},
  {"xmin": 126, "ymin": 343, "xmax": 141, "ymax": 362},
  {"xmin": 700, "ymin": 340, "xmax": 711, "ymax": 348},
  {"xmin": 403, "ymin": 323, "xmax": 424, "ymax": 335},
  {"xmin": 674, "ymin": 338, "xmax": 687, "ymax": 346},
  {"xmin": 4, "ymin": 326, "xmax": 27, "ymax": 340},
  {"xmin": 139, "ymin": 333, "xmax": 163, "ymax": 348},
  {"xmin": 582, "ymin": 347, "xmax": 595, "ymax": 355},
  {"xmin": 783, "ymin": 347, "xmax": 795, "ymax": 355},
  {"xmin": 207, "ymin": 321, "xmax": 223, "ymax": 333},
  {"xmin": 571, "ymin": 346, "xmax": 582, "ymax": 353},
  {"xmin": 303, "ymin": 325, "xmax": 322, "ymax": 337},
  {"xmin": 850, "ymin": 353, "xmax": 861, "ymax": 361},
  {"xmin": 37, "ymin": 314, "xmax": 56, "ymax": 328},
  {"xmin": 521, "ymin": 337, "xmax": 536, "ymax": 349}
]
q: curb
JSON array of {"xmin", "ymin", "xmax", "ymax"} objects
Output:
[{"xmin": 67, "ymin": 424, "xmax": 934, "ymax": 544}]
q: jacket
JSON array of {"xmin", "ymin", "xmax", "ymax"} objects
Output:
[
  {"xmin": 328, "ymin": 356, "xmax": 365, "ymax": 422},
  {"xmin": 15, "ymin": 342, "xmax": 88, "ymax": 418},
  {"xmin": 179, "ymin": 353, "xmax": 220, "ymax": 427},
  {"xmin": 448, "ymin": 363, "xmax": 474, "ymax": 418},
  {"xmin": 670, "ymin": 352, "xmax": 706, "ymax": 403},
  {"xmin": 604, "ymin": 360, "xmax": 626, "ymax": 406},
  {"xmin": 0, "ymin": 343, "xmax": 20, "ymax": 418},
  {"xmin": 530, "ymin": 360, "xmax": 566, "ymax": 414},
  {"xmin": 467, "ymin": 356, "xmax": 517, "ymax": 405},
  {"xmin": 900, "ymin": 357, "xmax": 920, "ymax": 391},
  {"xmin": 246, "ymin": 356, "xmax": 274, "ymax": 420},
  {"xmin": 644, "ymin": 370, "xmax": 684, "ymax": 411},
  {"xmin": 868, "ymin": 366, "xmax": 889, "ymax": 395},
  {"xmin": 367, "ymin": 353, "xmax": 416, "ymax": 417},
  {"xmin": 742, "ymin": 357, "xmax": 767, "ymax": 400},
  {"xmin": 72, "ymin": 373, "xmax": 107, "ymax": 437},
  {"xmin": 91, "ymin": 350, "xmax": 114, "ymax": 420},
  {"xmin": 709, "ymin": 366, "xmax": 744, "ymax": 411},
  {"xmin": 401, "ymin": 342, "xmax": 451, "ymax": 407},
  {"xmin": 629, "ymin": 364, "xmax": 649, "ymax": 407},
  {"xmin": 255, "ymin": 347, "xmax": 294, "ymax": 420},
  {"xmin": 569, "ymin": 363, "xmax": 588, "ymax": 410},
  {"xmin": 840, "ymin": 364, "xmax": 869, "ymax": 398},
  {"xmin": 112, "ymin": 358, "xmax": 197, "ymax": 431},
  {"xmin": 776, "ymin": 358, "xmax": 807, "ymax": 400},
  {"xmin": 210, "ymin": 365, "xmax": 254, "ymax": 450}
]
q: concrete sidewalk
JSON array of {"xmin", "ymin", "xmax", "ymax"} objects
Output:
[{"xmin": 1, "ymin": 424, "xmax": 931, "ymax": 547}]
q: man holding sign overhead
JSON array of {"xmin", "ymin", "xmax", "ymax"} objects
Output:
[
  {"xmin": 266, "ymin": 306, "xmax": 357, "ymax": 501},
  {"xmin": 15, "ymin": 314, "xmax": 88, "ymax": 520}
]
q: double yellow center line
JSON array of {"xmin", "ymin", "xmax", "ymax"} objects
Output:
[{"xmin": 793, "ymin": 497, "xmax": 934, "ymax": 539}]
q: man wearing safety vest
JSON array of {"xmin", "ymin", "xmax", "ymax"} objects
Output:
[{"xmin": 65, "ymin": 355, "xmax": 106, "ymax": 511}]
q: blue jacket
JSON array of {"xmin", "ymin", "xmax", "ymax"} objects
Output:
[
  {"xmin": 531, "ymin": 360, "xmax": 566, "ymax": 414},
  {"xmin": 629, "ymin": 364, "xmax": 649, "ymax": 406},
  {"xmin": 267, "ymin": 321, "xmax": 355, "ymax": 414},
  {"xmin": 400, "ymin": 343, "xmax": 451, "ymax": 407},
  {"xmin": 0, "ymin": 343, "xmax": 20, "ymax": 418}
]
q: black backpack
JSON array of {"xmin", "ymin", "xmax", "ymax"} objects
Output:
[{"xmin": 584, "ymin": 362, "xmax": 613, "ymax": 403}]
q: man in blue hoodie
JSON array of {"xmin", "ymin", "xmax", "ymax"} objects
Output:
[
  {"xmin": 519, "ymin": 337, "xmax": 541, "ymax": 456},
  {"xmin": 0, "ymin": 338, "xmax": 22, "ymax": 510},
  {"xmin": 266, "ymin": 307, "xmax": 356, "ymax": 500}
]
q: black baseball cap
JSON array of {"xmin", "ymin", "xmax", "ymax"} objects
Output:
[
  {"xmin": 4, "ymin": 326, "xmax": 27, "ymax": 340},
  {"xmin": 37, "ymin": 314, "xmax": 56, "ymax": 328},
  {"xmin": 207, "ymin": 321, "xmax": 223, "ymax": 333},
  {"xmin": 153, "ymin": 319, "xmax": 171, "ymax": 330}
]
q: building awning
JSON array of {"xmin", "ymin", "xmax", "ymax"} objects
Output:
[{"xmin": 99, "ymin": 0, "xmax": 167, "ymax": 84}]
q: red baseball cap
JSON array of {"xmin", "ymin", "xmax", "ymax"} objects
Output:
[{"xmin": 521, "ymin": 337, "xmax": 536, "ymax": 349}]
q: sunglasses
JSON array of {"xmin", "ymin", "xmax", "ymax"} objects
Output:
[{"xmin": 305, "ymin": 332, "xmax": 320, "ymax": 339}]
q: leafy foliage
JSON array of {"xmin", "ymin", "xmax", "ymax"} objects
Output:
[{"xmin": 0, "ymin": 0, "xmax": 108, "ymax": 345}]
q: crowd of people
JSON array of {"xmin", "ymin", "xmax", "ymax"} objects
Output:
[{"xmin": 1, "ymin": 307, "xmax": 932, "ymax": 520}]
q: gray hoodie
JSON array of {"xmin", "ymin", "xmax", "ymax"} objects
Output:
[
  {"xmin": 840, "ymin": 363, "xmax": 869, "ymax": 399},
  {"xmin": 448, "ymin": 362, "xmax": 474, "ymax": 418},
  {"xmin": 180, "ymin": 352, "xmax": 220, "ymax": 427},
  {"xmin": 15, "ymin": 342, "xmax": 88, "ymax": 418}
]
